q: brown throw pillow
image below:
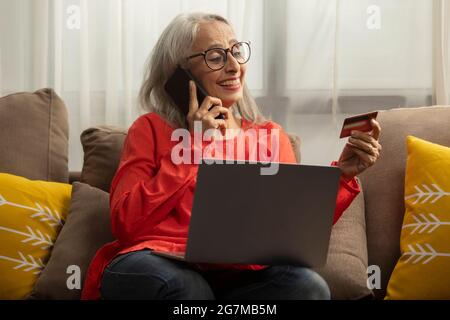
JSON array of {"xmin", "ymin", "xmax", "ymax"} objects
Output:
[
  {"xmin": 30, "ymin": 182, "xmax": 113, "ymax": 299},
  {"xmin": 80, "ymin": 126, "xmax": 127, "ymax": 192},
  {"xmin": 314, "ymin": 180, "xmax": 373, "ymax": 299},
  {"xmin": 0, "ymin": 88, "xmax": 69, "ymax": 183}
]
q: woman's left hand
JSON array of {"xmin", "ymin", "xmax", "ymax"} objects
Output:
[{"xmin": 337, "ymin": 119, "xmax": 382, "ymax": 180}]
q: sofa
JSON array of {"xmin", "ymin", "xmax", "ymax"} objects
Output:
[{"xmin": 1, "ymin": 88, "xmax": 448, "ymax": 300}]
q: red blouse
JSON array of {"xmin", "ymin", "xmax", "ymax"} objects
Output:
[{"xmin": 81, "ymin": 112, "xmax": 360, "ymax": 300}]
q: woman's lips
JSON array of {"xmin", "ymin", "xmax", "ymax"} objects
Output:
[{"xmin": 218, "ymin": 79, "xmax": 241, "ymax": 91}]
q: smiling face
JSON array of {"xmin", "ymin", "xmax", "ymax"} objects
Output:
[{"xmin": 188, "ymin": 21, "xmax": 247, "ymax": 108}]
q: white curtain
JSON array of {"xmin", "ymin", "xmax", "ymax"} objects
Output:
[
  {"xmin": 0, "ymin": 0, "xmax": 442, "ymax": 169},
  {"xmin": 283, "ymin": 0, "xmax": 434, "ymax": 163},
  {"xmin": 434, "ymin": 0, "xmax": 450, "ymax": 105}
]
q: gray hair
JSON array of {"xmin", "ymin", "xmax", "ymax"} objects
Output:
[{"xmin": 138, "ymin": 12, "xmax": 266, "ymax": 128}]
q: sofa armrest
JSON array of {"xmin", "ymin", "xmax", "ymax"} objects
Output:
[{"xmin": 69, "ymin": 171, "xmax": 82, "ymax": 184}]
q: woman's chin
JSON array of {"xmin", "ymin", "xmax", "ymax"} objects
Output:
[
  {"xmin": 217, "ymin": 93, "xmax": 243, "ymax": 107},
  {"xmin": 220, "ymin": 98, "xmax": 240, "ymax": 108}
]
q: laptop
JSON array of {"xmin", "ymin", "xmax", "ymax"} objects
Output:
[{"xmin": 152, "ymin": 161, "xmax": 342, "ymax": 268}]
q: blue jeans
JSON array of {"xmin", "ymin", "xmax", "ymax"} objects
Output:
[{"xmin": 100, "ymin": 249, "xmax": 331, "ymax": 300}]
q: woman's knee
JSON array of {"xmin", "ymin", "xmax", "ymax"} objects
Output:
[
  {"xmin": 164, "ymin": 268, "xmax": 215, "ymax": 300},
  {"xmin": 100, "ymin": 251, "xmax": 214, "ymax": 300},
  {"xmin": 101, "ymin": 270, "xmax": 214, "ymax": 300},
  {"xmin": 287, "ymin": 267, "xmax": 331, "ymax": 300}
]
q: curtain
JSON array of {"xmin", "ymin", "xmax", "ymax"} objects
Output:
[
  {"xmin": 434, "ymin": 0, "xmax": 450, "ymax": 105},
  {"xmin": 284, "ymin": 0, "xmax": 434, "ymax": 163},
  {"xmin": 0, "ymin": 0, "xmax": 439, "ymax": 169}
]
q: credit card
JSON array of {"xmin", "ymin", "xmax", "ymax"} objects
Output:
[{"xmin": 339, "ymin": 111, "xmax": 378, "ymax": 138}]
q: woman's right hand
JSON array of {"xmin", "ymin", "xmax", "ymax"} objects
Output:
[{"xmin": 186, "ymin": 81, "xmax": 229, "ymax": 135}]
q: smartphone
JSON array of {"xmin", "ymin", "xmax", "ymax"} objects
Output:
[{"xmin": 164, "ymin": 66, "xmax": 224, "ymax": 120}]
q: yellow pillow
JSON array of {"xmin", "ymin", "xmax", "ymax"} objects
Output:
[
  {"xmin": 0, "ymin": 173, "xmax": 72, "ymax": 299},
  {"xmin": 386, "ymin": 136, "xmax": 450, "ymax": 299}
]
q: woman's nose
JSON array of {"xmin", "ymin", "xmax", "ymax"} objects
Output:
[{"xmin": 224, "ymin": 51, "xmax": 239, "ymax": 73}]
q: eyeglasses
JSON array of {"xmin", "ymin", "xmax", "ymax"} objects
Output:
[{"xmin": 186, "ymin": 41, "xmax": 251, "ymax": 71}]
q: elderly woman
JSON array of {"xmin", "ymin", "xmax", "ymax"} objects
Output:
[{"xmin": 81, "ymin": 12, "xmax": 381, "ymax": 300}]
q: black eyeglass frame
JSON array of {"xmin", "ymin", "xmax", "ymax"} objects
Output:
[{"xmin": 186, "ymin": 41, "xmax": 251, "ymax": 71}]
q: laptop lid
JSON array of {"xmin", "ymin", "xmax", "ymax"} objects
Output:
[{"xmin": 185, "ymin": 162, "xmax": 342, "ymax": 268}]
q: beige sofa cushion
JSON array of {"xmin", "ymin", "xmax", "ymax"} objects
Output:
[
  {"xmin": 358, "ymin": 105, "xmax": 450, "ymax": 299},
  {"xmin": 288, "ymin": 134, "xmax": 301, "ymax": 164},
  {"xmin": 0, "ymin": 88, "xmax": 69, "ymax": 183},
  {"xmin": 314, "ymin": 183, "xmax": 372, "ymax": 299},
  {"xmin": 80, "ymin": 126, "xmax": 127, "ymax": 192}
]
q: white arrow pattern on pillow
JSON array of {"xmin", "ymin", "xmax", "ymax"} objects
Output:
[
  {"xmin": 403, "ymin": 243, "xmax": 450, "ymax": 264},
  {"xmin": 0, "ymin": 226, "xmax": 54, "ymax": 250},
  {"xmin": 402, "ymin": 213, "xmax": 450, "ymax": 234},
  {"xmin": 0, "ymin": 194, "xmax": 63, "ymax": 227},
  {"xmin": 405, "ymin": 184, "xmax": 450, "ymax": 204},
  {"xmin": 31, "ymin": 203, "xmax": 63, "ymax": 227},
  {"xmin": 0, "ymin": 252, "xmax": 44, "ymax": 274}
]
